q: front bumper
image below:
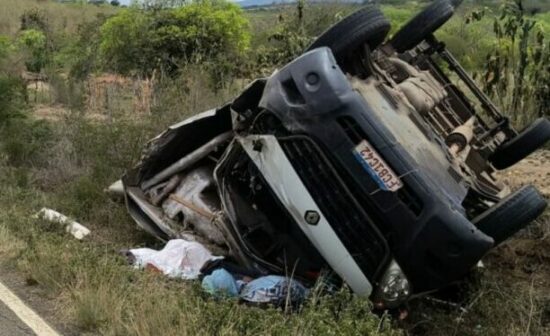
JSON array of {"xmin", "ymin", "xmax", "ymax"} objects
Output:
[{"xmin": 238, "ymin": 135, "xmax": 377, "ymax": 296}]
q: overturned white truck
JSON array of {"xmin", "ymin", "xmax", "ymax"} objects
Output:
[{"xmin": 118, "ymin": 1, "xmax": 549, "ymax": 309}]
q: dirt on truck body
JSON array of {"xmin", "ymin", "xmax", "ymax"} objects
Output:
[{"xmin": 118, "ymin": 0, "xmax": 550, "ymax": 309}]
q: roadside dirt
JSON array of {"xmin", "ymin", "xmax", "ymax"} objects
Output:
[
  {"xmin": 405, "ymin": 149, "xmax": 550, "ymax": 335},
  {"xmin": 499, "ymin": 150, "xmax": 550, "ymax": 197},
  {"xmin": 492, "ymin": 150, "xmax": 550, "ymax": 285},
  {"xmin": 483, "ymin": 149, "xmax": 550, "ymax": 332},
  {"xmin": 32, "ymin": 104, "xmax": 69, "ymax": 122}
]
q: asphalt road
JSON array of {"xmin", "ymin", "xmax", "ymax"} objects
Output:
[{"xmin": 0, "ymin": 301, "xmax": 35, "ymax": 336}]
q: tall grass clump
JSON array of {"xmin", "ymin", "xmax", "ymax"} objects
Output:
[
  {"xmin": 0, "ymin": 0, "xmax": 118, "ymax": 37},
  {"xmin": 471, "ymin": 0, "xmax": 549, "ymax": 126}
]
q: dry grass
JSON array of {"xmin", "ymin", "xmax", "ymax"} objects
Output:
[
  {"xmin": 0, "ymin": 225, "xmax": 26, "ymax": 259},
  {"xmin": 1, "ymin": 102, "xmax": 548, "ymax": 336},
  {"xmin": 0, "ymin": 0, "xmax": 118, "ymax": 37},
  {"xmin": 0, "ymin": 66, "xmax": 400, "ymax": 334}
]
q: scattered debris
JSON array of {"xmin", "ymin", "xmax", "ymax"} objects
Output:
[
  {"xmin": 201, "ymin": 269, "xmax": 310, "ymax": 306},
  {"xmin": 201, "ymin": 269, "xmax": 242, "ymax": 298},
  {"xmin": 240, "ymin": 276, "xmax": 309, "ymax": 306},
  {"xmin": 125, "ymin": 239, "xmax": 310, "ymax": 307},
  {"xmin": 34, "ymin": 208, "xmax": 90, "ymax": 240},
  {"xmin": 105, "ymin": 180, "xmax": 125, "ymax": 202}
]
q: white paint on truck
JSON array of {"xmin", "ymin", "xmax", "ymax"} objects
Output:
[{"xmin": 239, "ymin": 135, "xmax": 374, "ymax": 296}]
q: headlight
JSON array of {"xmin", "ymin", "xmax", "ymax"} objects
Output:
[{"xmin": 373, "ymin": 260, "xmax": 410, "ymax": 309}]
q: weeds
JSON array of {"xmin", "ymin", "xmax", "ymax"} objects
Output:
[
  {"xmin": 0, "ymin": 76, "xmax": 27, "ymax": 123},
  {"xmin": 475, "ymin": 0, "xmax": 550, "ymax": 126}
]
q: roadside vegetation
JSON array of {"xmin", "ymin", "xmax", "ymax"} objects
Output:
[{"xmin": 0, "ymin": 0, "xmax": 548, "ymax": 335}]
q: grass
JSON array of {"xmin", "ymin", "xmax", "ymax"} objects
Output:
[
  {"xmin": 0, "ymin": 80, "xmax": 549, "ymax": 335},
  {"xmin": 0, "ymin": 167, "xmax": 400, "ymax": 335},
  {"xmin": 0, "ymin": 72, "xmax": 402, "ymax": 334},
  {"xmin": 0, "ymin": 225, "xmax": 26, "ymax": 260},
  {"xmin": 0, "ymin": 0, "xmax": 118, "ymax": 37}
]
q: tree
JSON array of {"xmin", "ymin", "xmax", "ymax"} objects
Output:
[
  {"xmin": 111, "ymin": 0, "xmax": 120, "ymax": 6},
  {"xmin": 99, "ymin": 1, "xmax": 250, "ymax": 76},
  {"xmin": 17, "ymin": 29, "xmax": 48, "ymax": 73}
]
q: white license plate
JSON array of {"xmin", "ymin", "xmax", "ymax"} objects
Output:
[{"xmin": 353, "ymin": 140, "xmax": 403, "ymax": 192}]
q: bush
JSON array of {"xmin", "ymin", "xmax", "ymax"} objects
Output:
[
  {"xmin": 17, "ymin": 29, "xmax": 49, "ymax": 73},
  {"xmin": 252, "ymin": 1, "xmax": 351, "ymax": 69},
  {"xmin": 99, "ymin": 0, "xmax": 250, "ymax": 77},
  {"xmin": 1, "ymin": 119, "xmax": 53, "ymax": 168},
  {"xmin": 56, "ymin": 16, "xmax": 108, "ymax": 81},
  {"xmin": 0, "ymin": 76, "xmax": 26, "ymax": 124},
  {"xmin": 477, "ymin": 0, "xmax": 550, "ymax": 125},
  {"xmin": 20, "ymin": 8, "xmax": 50, "ymax": 33},
  {"xmin": 0, "ymin": 35, "xmax": 14, "ymax": 59}
]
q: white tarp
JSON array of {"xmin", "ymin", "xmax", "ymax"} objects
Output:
[{"xmin": 130, "ymin": 239, "xmax": 223, "ymax": 279}]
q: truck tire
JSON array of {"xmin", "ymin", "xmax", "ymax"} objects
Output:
[
  {"xmin": 489, "ymin": 118, "xmax": 550, "ymax": 170},
  {"xmin": 473, "ymin": 185, "xmax": 547, "ymax": 246},
  {"xmin": 390, "ymin": 0, "xmax": 454, "ymax": 53},
  {"xmin": 450, "ymin": 0, "xmax": 465, "ymax": 7},
  {"xmin": 306, "ymin": 7, "xmax": 390, "ymax": 64}
]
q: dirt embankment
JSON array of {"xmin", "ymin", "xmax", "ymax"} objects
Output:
[
  {"xmin": 489, "ymin": 149, "xmax": 550, "ymax": 325},
  {"xmin": 493, "ymin": 149, "xmax": 550, "ymax": 275},
  {"xmin": 500, "ymin": 150, "xmax": 550, "ymax": 198}
]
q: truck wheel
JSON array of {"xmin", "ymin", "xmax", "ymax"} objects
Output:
[
  {"xmin": 306, "ymin": 7, "xmax": 390, "ymax": 64},
  {"xmin": 473, "ymin": 185, "xmax": 547, "ymax": 246},
  {"xmin": 450, "ymin": 0, "xmax": 465, "ymax": 7},
  {"xmin": 390, "ymin": 0, "xmax": 454, "ymax": 53},
  {"xmin": 489, "ymin": 118, "xmax": 550, "ymax": 170}
]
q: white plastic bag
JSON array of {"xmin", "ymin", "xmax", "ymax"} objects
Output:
[{"xmin": 35, "ymin": 208, "xmax": 90, "ymax": 240}]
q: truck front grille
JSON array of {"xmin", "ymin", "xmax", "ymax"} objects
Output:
[
  {"xmin": 338, "ymin": 116, "xmax": 424, "ymax": 216},
  {"xmin": 279, "ymin": 136, "xmax": 390, "ymax": 281}
]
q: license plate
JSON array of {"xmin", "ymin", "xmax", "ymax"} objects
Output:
[{"xmin": 353, "ymin": 140, "xmax": 403, "ymax": 192}]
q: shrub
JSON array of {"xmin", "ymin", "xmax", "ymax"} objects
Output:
[
  {"xmin": 0, "ymin": 76, "xmax": 26, "ymax": 124},
  {"xmin": 17, "ymin": 29, "xmax": 49, "ymax": 72},
  {"xmin": 20, "ymin": 8, "xmax": 50, "ymax": 33},
  {"xmin": 99, "ymin": 1, "xmax": 250, "ymax": 77},
  {"xmin": 56, "ymin": 16, "xmax": 108, "ymax": 80},
  {"xmin": 254, "ymin": 1, "xmax": 350, "ymax": 69},
  {"xmin": 477, "ymin": 0, "xmax": 549, "ymax": 125},
  {"xmin": 1, "ymin": 119, "xmax": 53, "ymax": 168},
  {"xmin": 0, "ymin": 35, "xmax": 19, "ymax": 75},
  {"xmin": 0, "ymin": 35, "xmax": 14, "ymax": 59}
]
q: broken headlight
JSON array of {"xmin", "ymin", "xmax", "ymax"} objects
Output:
[{"xmin": 373, "ymin": 260, "xmax": 410, "ymax": 309}]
